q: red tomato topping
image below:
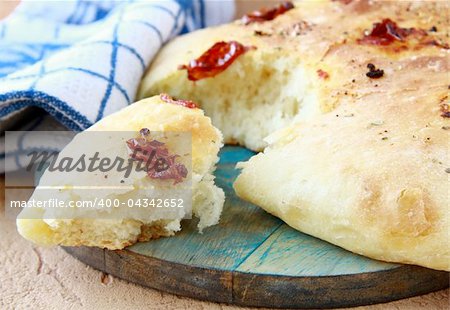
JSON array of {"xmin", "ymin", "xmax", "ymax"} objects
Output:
[
  {"xmin": 127, "ymin": 130, "xmax": 188, "ymax": 184},
  {"xmin": 358, "ymin": 18, "xmax": 424, "ymax": 46},
  {"xmin": 242, "ymin": 1, "xmax": 294, "ymax": 25},
  {"xmin": 317, "ymin": 69, "xmax": 330, "ymax": 80},
  {"xmin": 160, "ymin": 93, "xmax": 198, "ymax": 109},
  {"xmin": 178, "ymin": 41, "xmax": 253, "ymax": 81}
]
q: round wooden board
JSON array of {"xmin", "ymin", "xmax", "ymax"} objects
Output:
[{"xmin": 64, "ymin": 146, "xmax": 449, "ymax": 309}]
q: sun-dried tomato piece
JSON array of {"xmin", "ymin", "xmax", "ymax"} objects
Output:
[
  {"xmin": 160, "ymin": 93, "xmax": 197, "ymax": 109},
  {"xmin": 358, "ymin": 19, "xmax": 449, "ymax": 50},
  {"xmin": 126, "ymin": 130, "xmax": 188, "ymax": 184},
  {"xmin": 127, "ymin": 138, "xmax": 168, "ymax": 168},
  {"xmin": 147, "ymin": 155, "xmax": 188, "ymax": 184},
  {"xmin": 317, "ymin": 69, "xmax": 329, "ymax": 80},
  {"xmin": 179, "ymin": 41, "xmax": 253, "ymax": 81},
  {"xmin": 358, "ymin": 18, "xmax": 424, "ymax": 46},
  {"xmin": 242, "ymin": 1, "xmax": 294, "ymax": 25}
]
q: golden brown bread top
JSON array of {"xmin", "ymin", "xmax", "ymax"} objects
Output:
[
  {"xmin": 89, "ymin": 95, "xmax": 222, "ymax": 176},
  {"xmin": 234, "ymin": 71, "xmax": 450, "ymax": 269},
  {"xmin": 141, "ymin": 0, "xmax": 449, "ymax": 116}
]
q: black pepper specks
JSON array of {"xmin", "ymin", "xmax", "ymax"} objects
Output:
[
  {"xmin": 429, "ymin": 26, "xmax": 438, "ymax": 32},
  {"xmin": 254, "ymin": 30, "xmax": 271, "ymax": 37},
  {"xmin": 366, "ymin": 63, "xmax": 384, "ymax": 79}
]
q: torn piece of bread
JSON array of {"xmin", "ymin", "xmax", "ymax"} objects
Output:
[
  {"xmin": 17, "ymin": 95, "xmax": 224, "ymax": 249},
  {"xmin": 142, "ymin": 0, "xmax": 449, "ymax": 270},
  {"xmin": 138, "ymin": 3, "xmax": 325, "ymax": 151}
]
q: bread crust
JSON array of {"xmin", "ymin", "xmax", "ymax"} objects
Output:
[
  {"xmin": 16, "ymin": 96, "xmax": 224, "ymax": 249},
  {"xmin": 141, "ymin": 0, "xmax": 449, "ymax": 270}
]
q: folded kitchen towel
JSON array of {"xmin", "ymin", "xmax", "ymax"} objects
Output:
[{"xmin": 0, "ymin": 0, "xmax": 235, "ymax": 173}]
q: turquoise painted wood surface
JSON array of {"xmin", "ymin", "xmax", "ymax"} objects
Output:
[{"xmin": 66, "ymin": 146, "xmax": 449, "ymax": 308}]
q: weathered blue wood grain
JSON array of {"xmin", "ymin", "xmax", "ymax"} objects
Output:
[{"xmin": 236, "ymin": 224, "xmax": 397, "ymax": 276}]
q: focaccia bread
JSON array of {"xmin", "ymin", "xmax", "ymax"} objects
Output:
[
  {"xmin": 139, "ymin": 1, "xmax": 447, "ymax": 153},
  {"xmin": 140, "ymin": 0, "xmax": 449, "ymax": 270},
  {"xmin": 17, "ymin": 95, "xmax": 224, "ymax": 249}
]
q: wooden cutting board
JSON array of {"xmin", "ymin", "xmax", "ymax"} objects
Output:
[{"xmin": 64, "ymin": 146, "xmax": 449, "ymax": 309}]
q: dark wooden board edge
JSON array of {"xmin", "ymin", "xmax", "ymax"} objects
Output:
[
  {"xmin": 64, "ymin": 246, "xmax": 233, "ymax": 303},
  {"xmin": 63, "ymin": 246, "xmax": 449, "ymax": 309},
  {"xmin": 232, "ymin": 265, "xmax": 449, "ymax": 308}
]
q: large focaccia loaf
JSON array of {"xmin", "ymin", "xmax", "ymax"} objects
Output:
[
  {"xmin": 17, "ymin": 95, "xmax": 224, "ymax": 249},
  {"xmin": 140, "ymin": 0, "xmax": 449, "ymax": 270}
]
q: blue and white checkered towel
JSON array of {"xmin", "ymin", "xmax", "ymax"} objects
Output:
[{"xmin": 0, "ymin": 0, "xmax": 235, "ymax": 173}]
